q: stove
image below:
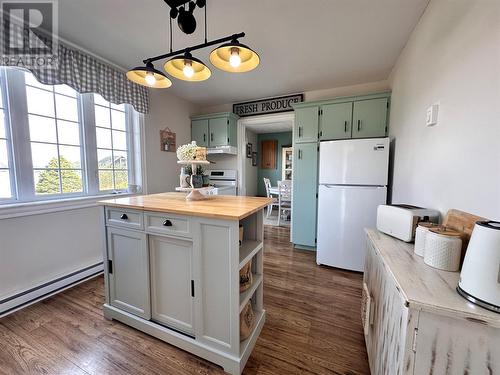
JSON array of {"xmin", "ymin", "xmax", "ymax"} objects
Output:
[{"xmin": 207, "ymin": 169, "xmax": 238, "ymax": 196}]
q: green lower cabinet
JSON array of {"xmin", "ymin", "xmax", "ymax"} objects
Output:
[
  {"xmin": 352, "ymin": 97, "xmax": 388, "ymax": 138},
  {"xmin": 291, "ymin": 142, "xmax": 318, "ymax": 248},
  {"xmin": 319, "ymin": 102, "xmax": 353, "ymax": 140},
  {"xmin": 191, "ymin": 119, "xmax": 209, "ymax": 147},
  {"xmin": 294, "ymin": 106, "xmax": 319, "ymax": 143}
]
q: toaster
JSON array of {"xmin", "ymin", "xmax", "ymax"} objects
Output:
[{"xmin": 377, "ymin": 204, "xmax": 440, "ymax": 242}]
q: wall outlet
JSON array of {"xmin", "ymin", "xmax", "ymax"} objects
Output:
[{"xmin": 426, "ymin": 103, "xmax": 439, "ymax": 126}]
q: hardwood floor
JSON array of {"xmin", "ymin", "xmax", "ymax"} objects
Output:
[{"xmin": 0, "ymin": 226, "xmax": 370, "ymax": 375}]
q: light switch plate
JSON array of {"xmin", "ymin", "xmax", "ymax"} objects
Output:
[{"xmin": 426, "ymin": 103, "xmax": 439, "ymax": 126}]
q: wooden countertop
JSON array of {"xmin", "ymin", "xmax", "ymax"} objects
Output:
[
  {"xmin": 98, "ymin": 192, "xmax": 272, "ymax": 221},
  {"xmin": 366, "ymin": 229, "xmax": 500, "ymax": 328}
]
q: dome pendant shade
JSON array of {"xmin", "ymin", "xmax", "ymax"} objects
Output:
[
  {"xmin": 126, "ymin": 62, "xmax": 172, "ymax": 88},
  {"xmin": 164, "ymin": 53, "xmax": 211, "ymax": 81},
  {"xmin": 210, "ymin": 41, "xmax": 260, "ymax": 73}
]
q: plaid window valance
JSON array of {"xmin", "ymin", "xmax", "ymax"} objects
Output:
[{"xmin": 1, "ymin": 22, "xmax": 150, "ymax": 113}]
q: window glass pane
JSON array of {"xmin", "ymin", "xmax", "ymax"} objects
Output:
[
  {"xmin": 55, "ymin": 94, "xmax": 79, "ymax": 121},
  {"xmin": 34, "ymin": 169, "xmax": 61, "ymax": 195},
  {"xmin": 0, "ymin": 169, "xmax": 11, "ymax": 198},
  {"xmin": 98, "ymin": 170, "xmax": 113, "ymax": 191},
  {"xmin": 61, "ymin": 169, "xmax": 82, "ymax": 193},
  {"xmin": 111, "ymin": 109, "xmax": 126, "ymax": 131},
  {"xmin": 0, "ymin": 110, "xmax": 5, "ymax": 139},
  {"xmin": 113, "ymin": 150, "xmax": 128, "ymax": 169},
  {"xmin": 0, "ymin": 86, "xmax": 3, "ymax": 108},
  {"xmin": 0, "ymin": 139, "xmax": 8, "ymax": 168},
  {"xmin": 31, "ymin": 143, "xmax": 59, "ymax": 169},
  {"xmin": 59, "ymin": 145, "xmax": 81, "ymax": 169},
  {"xmin": 93, "ymin": 94, "xmax": 109, "ymax": 107},
  {"xmin": 24, "ymin": 72, "xmax": 51, "ymax": 90},
  {"xmin": 96, "ymin": 127, "xmax": 112, "ymax": 149},
  {"xmin": 28, "ymin": 115, "xmax": 57, "ymax": 143},
  {"xmin": 26, "ymin": 86, "xmax": 55, "ymax": 117},
  {"xmin": 95, "ymin": 105, "xmax": 111, "ymax": 128},
  {"xmin": 111, "ymin": 102, "xmax": 125, "ymax": 111},
  {"xmin": 97, "ymin": 149, "xmax": 113, "ymax": 168},
  {"xmin": 57, "ymin": 120, "xmax": 80, "ymax": 145},
  {"xmin": 54, "ymin": 84, "xmax": 77, "ymax": 98},
  {"xmin": 114, "ymin": 170, "xmax": 128, "ymax": 190},
  {"xmin": 112, "ymin": 130, "xmax": 127, "ymax": 150}
]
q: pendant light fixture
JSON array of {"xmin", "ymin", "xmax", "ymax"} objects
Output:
[
  {"xmin": 126, "ymin": 1, "xmax": 260, "ymax": 89},
  {"xmin": 210, "ymin": 39, "xmax": 260, "ymax": 73},
  {"xmin": 164, "ymin": 52, "xmax": 211, "ymax": 81},
  {"xmin": 126, "ymin": 61, "xmax": 172, "ymax": 88}
]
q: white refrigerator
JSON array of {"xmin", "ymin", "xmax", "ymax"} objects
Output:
[{"xmin": 316, "ymin": 138, "xmax": 389, "ymax": 271}]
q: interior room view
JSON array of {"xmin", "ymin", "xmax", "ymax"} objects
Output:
[{"xmin": 0, "ymin": 0, "xmax": 499, "ymax": 374}]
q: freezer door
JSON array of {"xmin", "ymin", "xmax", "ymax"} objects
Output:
[
  {"xmin": 316, "ymin": 185, "xmax": 387, "ymax": 271},
  {"xmin": 319, "ymin": 138, "xmax": 389, "ymax": 186}
]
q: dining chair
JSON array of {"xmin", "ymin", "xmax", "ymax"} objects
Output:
[
  {"xmin": 277, "ymin": 180, "xmax": 292, "ymax": 226},
  {"xmin": 263, "ymin": 178, "xmax": 279, "ymax": 218}
]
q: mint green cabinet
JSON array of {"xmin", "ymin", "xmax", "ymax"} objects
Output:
[
  {"xmin": 291, "ymin": 142, "xmax": 318, "ymax": 248},
  {"xmin": 191, "ymin": 113, "xmax": 239, "ymax": 148},
  {"xmin": 352, "ymin": 98, "xmax": 388, "ymax": 139},
  {"xmin": 191, "ymin": 119, "xmax": 209, "ymax": 147},
  {"xmin": 320, "ymin": 102, "xmax": 353, "ymax": 140},
  {"xmin": 294, "ymin": 107, "xmax": 319, "ymax": 143}
]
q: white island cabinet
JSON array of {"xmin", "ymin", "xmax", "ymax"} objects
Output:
[{"xmin": 99, "ymin": 193, "xmax": 272, "ymax": 375}]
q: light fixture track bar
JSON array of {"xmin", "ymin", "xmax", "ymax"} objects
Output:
[{"xmin": 144, "ymin": 32, "xmax": 245, "ymax": 64}]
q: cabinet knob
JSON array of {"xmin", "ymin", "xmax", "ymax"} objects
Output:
[
  {"xmin": 163, "ymin": 219, "xmax": 173, "ymax": 227},
  {"xmin": 120, "ymin": 213, "xmax": 128, "ymax": 220}
]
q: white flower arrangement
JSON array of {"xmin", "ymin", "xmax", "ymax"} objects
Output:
[{"xmin": 177, "ymin": 141, "xmax": 198, "ymax": 161}]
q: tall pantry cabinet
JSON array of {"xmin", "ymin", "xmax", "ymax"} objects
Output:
[{"xmin": 291, "ymin": 92, "xmax": 390, "ymax": 249}]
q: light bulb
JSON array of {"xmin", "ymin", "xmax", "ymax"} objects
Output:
[
  {"xmin": 183, "ymin": 61, "xmax": 194, "ymax": 78},
  {"xmin": 145, "ymin": 72, "xmax": 156, "ymax": 86},
  {"xmin": 229, "ymin": 48, "xmax": 241, "ymax": 68}
]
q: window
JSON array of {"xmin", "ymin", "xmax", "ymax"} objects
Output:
[{"xmin": 0, "ymin": 68, "xmax": 141, "ymax": 205}]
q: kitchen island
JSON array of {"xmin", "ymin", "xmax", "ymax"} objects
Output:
[{"xmin": 98, "ymin": 193, "xmax": 271, "ymax": 374}]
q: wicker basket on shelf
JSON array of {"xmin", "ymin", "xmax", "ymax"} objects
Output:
[
  {"xmin": 240, "ymin": 300, "xmax": 256, "ymax": 341},
  {"xmin": 239, "ymin": 261, "xmax": 253, "ymax": 292}
]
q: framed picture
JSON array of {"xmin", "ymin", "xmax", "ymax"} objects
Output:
[
  {"xmin": 252, "ymin": 152, "xmax": 257, "ymax": 166},
  {"xmin": 246, "ymin": 143, "xmax": 252, "ymax": 158}
]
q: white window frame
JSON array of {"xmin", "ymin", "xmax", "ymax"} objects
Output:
[
  {"xmin": 0, "ymin": 71, "xmax": 16, "ymax": 204},
  {"xmin": 0, "ymin": 67, "xmax": 143, "ymax": 206}
]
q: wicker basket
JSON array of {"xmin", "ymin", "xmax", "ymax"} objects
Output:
[
  {"xmin": 240, "ymin": 300, "xmax": 255, "ymax": 341},
  {"xmin": 239, "ymin": 261, "xmax": 253, "ymax": 292}
]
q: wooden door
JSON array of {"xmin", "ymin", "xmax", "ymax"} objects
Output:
[
  {"xmin": 107, "ymin": 227, "xmax": 150, "ymax": 319},
  {"xmin": 294, "ymin": 106, "xmax": 319, "ymax": 143},
  {"xmin": 150, "ymin": 235, "xmax": 195, "ymax": 335},
  {"xmin": 320, "ymin": 102, "xmax": 353, "ymax": 140},
  {"xmin": 261, "ymin": 140, "xmax": 277, "ymax": 169},
  {"xmin": 352, "ymin": 98, "xmax": 388, "ymax": 139},
  {"xmin": 291, "ymin": 142, "xmax": 318, "ymax": 247},
  {"xmin": 209, "ymin": 117, "xmax": 229, "ymax": 147},
  {"xmin": 191, "ymin": 119, "xmax": 209, "ymax": 147}
]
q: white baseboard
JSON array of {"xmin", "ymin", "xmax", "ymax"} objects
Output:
[{"xmin": 0, "ymin": 262, "xmax": 103, "ymax": 318}]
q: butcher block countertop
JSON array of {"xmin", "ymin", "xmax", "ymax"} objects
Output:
[
  {"xmin": 366, "ymin": 229, "xmax": 500, "ymax": 328},
  {"xmin": 98, "ymin": 192, "xmax": 272, "ymax": 220}
]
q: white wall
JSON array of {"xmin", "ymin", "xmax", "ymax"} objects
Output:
[
  {"xmin": 388, "ymin": 0, "xmax": 500, "ymax": 220},
  {"xmin": 143, "ymin": 89, "xmax": 199, "ymax": 194},
  {"xmin": 245, "ymin": 129, "xmax": 258, "ymax": 196}
]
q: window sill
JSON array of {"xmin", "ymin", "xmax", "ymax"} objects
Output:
[{"xmin": 0, "ymin": 192, "xmax": 139, "ymax": 220}]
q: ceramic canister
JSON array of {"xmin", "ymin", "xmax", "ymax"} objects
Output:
[
  {"xmin": 414, "ymin": 222, "xmax": 442, "ymax": 257},
  {"xmin": 424, "ymin": 228, "xmax": 462, "ymax": 272}
]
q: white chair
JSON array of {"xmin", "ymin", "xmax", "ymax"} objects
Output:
[
  {"xmin": 277, "ymin": 180, "xmax": 292, "ymax": 226},
  {"xmin": 264, "ymin": 178, "xmax": 279, "ymax": 218}
]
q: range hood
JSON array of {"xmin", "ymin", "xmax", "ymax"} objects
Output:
[{"xmin": 206, "ymin": 145, "xmax": 238, "ymax": 155}]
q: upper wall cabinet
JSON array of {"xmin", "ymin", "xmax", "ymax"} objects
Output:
[
  {"xmin": 191, "ymin": 112, "xmax": 239, "ymax": 148},
  {"xmin": 293, "ymin": 92, "xmax": 391, "ymax": 142}
]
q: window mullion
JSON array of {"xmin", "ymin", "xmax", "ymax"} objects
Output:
[
  {"xmin": 5, "ymin": 69, "xmax": 35, "ymax": 201},
  {"xmin": 81, "ymin": 94, "xmax": 99, "ymax": 195}
]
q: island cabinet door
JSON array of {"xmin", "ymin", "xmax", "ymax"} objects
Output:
[
  {"xmin": 149, "ymin": 235, "xmax": 195, "ymax": 336},
  {"xmin": 107, "ymin": 227, "xmax": 150, "ymax": 319}
]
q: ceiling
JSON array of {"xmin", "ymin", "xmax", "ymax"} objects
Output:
[
  {"xmin": 58, "ymin": 0, "xmax": 429, "ymax": 107},
  {"xmin": 246, "ymin": 121, "xmax": 292, "ymax": 134}
]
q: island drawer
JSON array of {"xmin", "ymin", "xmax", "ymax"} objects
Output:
[
  {"xmin": 144, "ymin": 212, "xmax": 191, "ymax": 238},
  {"xmin": 106, "ymin": 207, "xmax": 144, "ymax": 230}
]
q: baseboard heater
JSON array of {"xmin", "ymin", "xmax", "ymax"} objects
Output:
[{"xmin": 0, "ymin": 262, "xmax": 103, "ymax": 318}]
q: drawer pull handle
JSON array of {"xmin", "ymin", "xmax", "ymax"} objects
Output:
[
  {"xmin": 120, "ymin": 213, "xmax": 128, "ymax": 220},
  {"xmin": 163, "ymin": 219, "xmax": 173, "ymax": 227}
]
